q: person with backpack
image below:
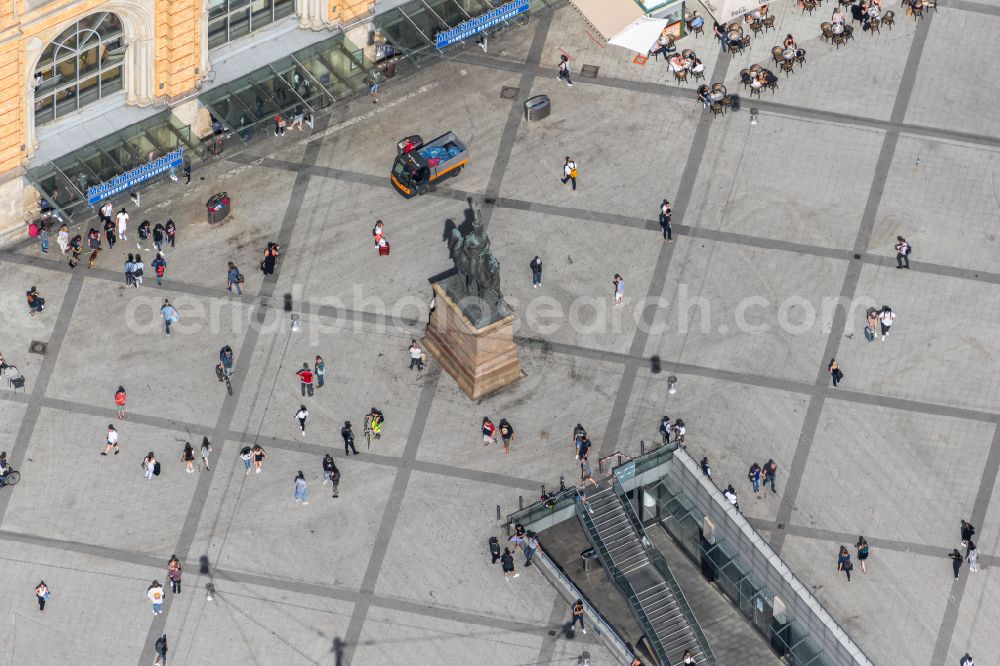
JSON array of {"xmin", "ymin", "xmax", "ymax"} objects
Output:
[
  {"xmin": 498, "ymin": 419, "xmax": 515, "ymax": 454},
  {"xmin": 961, "ymin": 654, "xmax": 975, "ymax": 666},
  {"xmin": 837, "ymin": 546, "xmax": 853, "ymax": 582},
  {"xmin": 165, "ymin": 219, "xmax": 176, "ymax": 248},
  {"xmin": 152, "ymin": 222, "xmax": 165, "ymax": 252},
  {"xmin": 137, "ymin": 219, "xmax": 151, "ymax": 251},
  {"xmin": 748, "ymin": 462, "xmax": 761, "ymax": 494},
  {"xmin": 556, "ymin": 54, "xmax": 573, "ymax": 86},
  {"xmin": 227, "ymin": 262, "xmax": 244, "ymax": 294},
  {"xmin": 322, "ymin": 454, "xmax": 336, "ymax": 484},
  {"xmin": 151, "ymin": 252, "xmax": 166, "ymax": 286},
  {"xmin": 961, "ymin": 520, "xmax": 976, "ymax": 549},
  {"xmin": 154, "ymin": 634, "xmax": 168, "ymax": 666},
  {"xmin": 561, "ymin": 156, "xmax": 578, "ymax": 190},
  {"xmin": 133, "ymin": 253, "xmax": 145, "ymax": 286},
  {"xmin": 895, "ymin": 236, "xmax": 911, "ymax": 269},
  {"xmin": 328, "ymin": 459, "xmax": 341, "ymax": 498},
  {"xmin": 26, "ymin": 286, "xmax": 45, "ymax": 317},
  {"xmin": 878, "ymin": 306, "xmax": 895, "ymax": 341},
  {"xmin": 856, "ymin": 536, "xmax": 870, "ymax": 573}
]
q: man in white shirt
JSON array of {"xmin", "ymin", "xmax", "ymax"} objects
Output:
[
  {"xmin": 408, "ymin": 340, "xmax": 424, "ymax": 371},
  {"xmin": 115, "ymin": 208, "xmax": 129, "ymax": 240},
  {"xmin": 878, "ymin": 306, "xmax": 895, "ymax": 341}
]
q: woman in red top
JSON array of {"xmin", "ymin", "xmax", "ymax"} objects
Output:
[
  {"xmin": 115, "ymin": 386, "xmax": 127, "ymax": 420},
  {"xmin": 482, "ymin": 417, "xmax": 496, "ymax": 446}
]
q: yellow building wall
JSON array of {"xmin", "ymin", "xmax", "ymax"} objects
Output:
[{"xmin": 155, "ymin": 0, "xmax": 201, "ymax": 99}]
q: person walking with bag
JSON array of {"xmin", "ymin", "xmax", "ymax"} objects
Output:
[
  {"xmin": 294, "ymin": 471, "xmax": 309, "ymax": 504},
  {"xmin": 165, "ymin": 219, "xmax": 176, "ymax": 248},
  {"xmin": 557, "ymin": 54, "xmax": 573, "ymax": 86},
  {"xmin": 561, "ymin": 157, "xmax": 578, "ymax": 190},
  {"xmin": 856, "ymin": 536, "xmax": 870, "ymax": 573},
  {"xmin": 143, "ymin": 452, "xmax": 158, "ymax": 480},
  {"xmin": 659, "ymin": 199, "xmax": 673, "ymax": 243},
  {"xmin": 181, "ymin": 442, "xmax": 195, "ymax": 473},
  {"xmin": 35, "ymin": 581, "xmax": 50, "ymax": 612},
  {"xmin": 151, "ymin": 252, "xmax": 166, "ymax": 287},
  {"xmin": 160, "ymin": 299, "xmax": 179, "ymax": 336},
  {"xmin": 837, "ymin": 546, "xmax": 853, "ymax": 582},
  {"xmin": 895, "ymin": 236, "xmax": 910, "ymax": 269},
  {"xmin": 200, "ymin": 437, "xmax": 212, "ymax": 471},
  {"xmin": 828, "ymin": 358, "xmax": 843, "ymax": 387},
  {"xmin": 102, "ymin": 424, "xmax": 120, "ymax": 456},
  {"xmin": 530, "ymin": 256, "xmax": 543, "ymax": 288},
  {"xmin": 295, "ymin": 405, "xmax": 309, "ymax": 435},
  {"xmin": 154, "ymin": 634, "xmax": 168, "ymax": 666},
  {"xmin": 167, "ymin": 556, "xmax": 183, "ymax": 594}
]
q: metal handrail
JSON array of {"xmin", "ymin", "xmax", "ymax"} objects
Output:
[{"xmin": 598, "ymin": 450, "xmax": 634, "ymax": 472}]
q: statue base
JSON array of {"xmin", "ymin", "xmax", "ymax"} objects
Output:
[{"xmin": 423, "ymin": 283, "xmax": 524, "ymax": 401}]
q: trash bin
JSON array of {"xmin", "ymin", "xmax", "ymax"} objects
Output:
[
  {"xmin": 524, "ymin": 95, "xmax": 551, "ymax": 121},
  {"xmin": 206, "ymin": 192, "xmax": 231, "ymax": 224},
  {"xmin": 581, "ymin": 548, "xmax": 599, "ymax": 572}
]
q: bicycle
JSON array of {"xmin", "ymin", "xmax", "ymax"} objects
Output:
[
  {"xmin": 216, "ymin": 363, "xmax": 233, "ymax": 396},
  {"xmin": 0, "ymin": 469, "xmax": 20, "ymax": 488}
]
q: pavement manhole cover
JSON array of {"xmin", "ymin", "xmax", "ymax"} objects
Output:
[
  {"xmin": 29, "ymin": 340, "xmax": 47, "ymax": 355},
  {"xmin": 500, "ymin": 86, "xmax": 519, "ymax": 99},
  {"xmin": 580, "ymin": 64, "xmax": 599, "ymax": 79}
]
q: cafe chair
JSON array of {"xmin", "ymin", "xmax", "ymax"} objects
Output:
[
  {"xmin": 763, "ymin": 16, "xmax": 776, "ymax": 32},
  {"xmin": 795, "ymin": 48, "xmax": 807, "ymax": 67},
  {"xmin": 780, "ymin": 59, "xmax": 795, "ymax": 76},
  {"xmin": 868, "ymin": 18, "xmax": 881, "ymax": 33},
  {"xmin": 740, "ymin": 69, "xmax": 753, "ymax": 89},
  {"xmin": 772, "ymin": 45, "xmax": 785, "ymax": 65},
  {"xmin": 821, "ymin": 21, "xmax": 834, "ymax": 42},
  {"xmin": 674, "ymin": 69, "xmax": 689, "ymax": 84},
  {"xmin": 882, "ymin": 10, "xmax": 895, "ymax": 28},
  {"xmin": 710, "ymin": 102, "xmax": 725, "ymax": 117}
]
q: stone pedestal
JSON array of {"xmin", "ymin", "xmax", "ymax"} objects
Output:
[{"xmin": 422, "ymin": 283, "xmax": 523, "ymax": 401}]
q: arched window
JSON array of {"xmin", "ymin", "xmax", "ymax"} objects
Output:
[{"xmin": 34, "ymin": 13, "xmax": 126, "ymax": 126}]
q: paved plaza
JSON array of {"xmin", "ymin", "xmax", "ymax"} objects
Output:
[{"xmin": 2, "ymin": 1, "xmax": 1000, "ymax": 664}]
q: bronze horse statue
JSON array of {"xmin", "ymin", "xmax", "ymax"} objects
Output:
[{"xmin": 449, "ymin": 210, "xmax": 505, "ymax": 314}]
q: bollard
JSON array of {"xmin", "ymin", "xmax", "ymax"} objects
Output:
[
  {"xmin": 540, "ymin": 485, "xmax": 545, "ymax": 499},
  {"xmin": 559, "ymin": 476, "xmax": 566, "ymax": 492},
  {"xmin": 205, "ymin": 582, "xmax": 215, "ymax": 601},
  {"xmin": 496, "ymin": 505, "xmax": 501, "ymax": 521},
  {"xmin": 641, "ymin": 440, "xmax": 646, "ymax": 455},
  {"xmin": 617, "ymin": 454, "xmax": 622, "ymax": 467},
  {"xmin": 750, "ymin": 108, "xmax": 759, "ymax": 126},
  {"xmin": 519, "ymin": 495, "xmax": 524, "ymax": 509},
  {"xmin": 291, "ymin": 313, "xmax": 301, "ymax": 332},
  {"xmin": 667, "ymin": 376, "xmax": 678, "ymax": 394}
]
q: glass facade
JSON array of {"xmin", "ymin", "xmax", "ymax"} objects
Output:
[
  {"xmin": 26, "ymin": 112, "xmax": 203, "ymax": 220},
  {"xmin": 208, "ymin": 0, "xmax": 296, "ymax": 50},
  {"xmin": 200, "ymin": 33, "xmax": 370, "ymax": 145},
  {"xmin": 652, "ymin": 479, "xmax": 834, "ymax": 666},
  {"xmin": 34, "ymin": 13, "xmax": 125, "ymax": 127},
  {"xmin": 374, "ymin": 0, "xmax": 558, "ymax": 64}
]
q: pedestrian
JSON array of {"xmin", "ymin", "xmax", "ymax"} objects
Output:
[
  {"xmin": 530, "ymin": 256, "xmax": 543, "ymax": 287},
  {"xmin": 315, "ymin": 355, "xmax": 326, "ymax": 388},
  {"xmin": 961, "ymin": 653, "xmax": 975, "ymax": 666},
  {"xmin": 57, "ymin": 223, "xmax": 69, "ymax": 253},
  {"xmin": 261, "ymin": 242, "xmax": 279, "ymax": 275},
  {"xmin": 295, "ymin": 404, "xmax": 309, "ymax": 435},
  {"xmin": 147, "ymin": 580, "xmax": 165, "ymax": 614},
  {"xmin": 39, "ymin": 222, "xmax": 49, "ymax": 253},
  {"xmin": 671, "ymin": 418, "xmax": 686, "ymax": 447},
  {"xmin": 296, "ymin": 362, "xmax": 314, "ymax": 397},
  {"xmin": 659, "ymin": 415, "xmax": 671, "ymax": 445},
  {"xmin": 967, "ymin": 540, "xmax": 979, "ymax": 572},
  {"xmin": 274, "ymin": 113, "xmax": 286, "ymax": 136},
  {"xmin": 294, "ymin": 471, "xmax": 309, "ymax": 505},
  {"xmin": 68, "ymin": 234, "xmax": 81, "ymax": 268},
  {"xmin": 25, "ymin": 285, "xmax": 44, "ymax": 318},
  {"xmin": 763, "ymin": 458, "xmax": 777, "ymax": 493},
  {"xmin": 35, "ymin": 581, "xmax": 50, "ymax": 612},
  {"xmin": 498, "ymin": 419, "xmax": 515, "ymax": 454},
  {"xmin": 167, "ymin": 556, "xmax": 182, "ymax": 594},
  {"xmin": 723, "ymin": 484, "xmax": 740, "ymax": 512},
  {"xmin": 580, "ymin": 455, "xmax": 593, "ymax": 484},
  {"xmin": 682, "ymin": 650, "xmax": 695, "ymax": 665},
  {"xmin": 160, "ymin": 299, "xmax": 179, "ymax": 336},
  {"xmin": 104, "ymin": 217, "xmax": 116, "ymax": 248},
  {"xmin": 181, "ymin": 442, "xmax": 195, "ymax": 473},
  {"xmin": 240, "ymin": 446, "xmax": 253, "ymax": 474},
  {"xmin": 115, "ymin": 386, "xmax": 127, "ymax": 419},
  {"xmin": 322, "ymin": 453, "xmax": 336, "ymax": 484},
  {"xmin": 124, "ymin": 253, "xmax": 135, "ymax": 287},
  {"xmin": 373, "ymin": 220, "xmax": 384, "ymax": 246},
  {"xmin": 613, "ymin": 274, "xmax": 624, "ymax": 307},
  {"xmin": 748, "ymin": 462, "xmax": 761, "ymax": 494},
  {"xmin": 151, "ymin": 252, "xmax": 166, "ymax": 286},
  {"xmin": 133, "ymin": 253, "xmax": 145, "ymax": 286},
  {"xmin": 700, "ymin": 456, "xmax": 712, "ymax": 479},
  {"xmin": 659, "ymin": 199, "xmax": 673, "ymax": 243},
  {"xmin": 501, "ymin": 547, "xmax": 518, "ymax": 581},
  {"xmin": 137, "ymin": 219, "xmax": 151, "ymax": 250},
  {"xmin": 489, "ymin": 536, "xmax": 502, "ymax": 564},
  {"xmin": 99, "ymin": 201, "xmax": 114, "ymax": 227},
  {"xmin": 183, "ymin": 163, "xmax": 191, "ymax": 185},
  {"xmin": 837, "ymin": 546, "xmax": 853, "ymax": 582},
  {"xmin": 557, "ymin": 54, "xmax": 573, "ymax": 86},
  {"xmin": 165, "ymin": 219, "xmax": 176, "ymax": 248},
  {"xmin": 200, "ymin": 436, "xmax": 212, "ymax": 471},
  {"xmin": 252, "ymin": 444, "xmax": 266, "ymax": 474},
  {"xmin": 878, "ymin": 305, "xmax": 895, "ymax": 341},
  {"xmin": 577, "ymin": 434, "xmax": 592, "ymax": 462},
  {"xmin": 116, "ymin": 207, "xmax": 129, "ymax": 240},
  {"xmin": 142, "ymin": 452, "xmax": 158, "ymax": 480},
  {"xmin": 856, "ymin": 536, "xmax": 870, "ymax": 573},
  {"xmin": 152, "ymin": 222, "xmax": 165, "ymax": 252},
  {"xmin": 87, "ymin": 227, "xmax": 101, "ymax": 252},
  {"xmin": 227, "ymin": 262, "xmax": 243, "ymax": 294},
  {"xmin": 561, "ymin": 156, "xmax": 577, "ymax": 190},
  {"xmin": 408, "ymin": 340, "xmax": 424, "ymax": 370},
  {"xmin": 102, "ymin": 424, "xmax": 120, "ymax": 456},
  {"xmin": 482, "ymin": 417, "xmax": 496, "ymax": 446},
  {"xmin": 328, "ymin": 458, "xmax": 341, "ymax": 497},
  {"xmin": 961, "ymin": 520, "xmax": 976, "ymax": 549},
  {"xmin": 951, "ymin": 548, "xmax": 964, "ymax": 581},
  {"xmin": 334, "ymin": 421, "xmax": 356, "ymax": 457},
  {"xmin": 573, "ymin": 423, "xmax": 587, "ymax": 458},
  {"xmin": 828, "ymin": 358, "xmax": 843, "ymax": 387},
  {"xmin": 154, "ymin": 634, "xmax": 168, "ymax": 666},
  {"xmin": 571, "ymin": 599, "xmax": 586, "ymax": 634},
  {"xmin": 895, "ymin": 236, "xmax": 910, "ymax": 269}
]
